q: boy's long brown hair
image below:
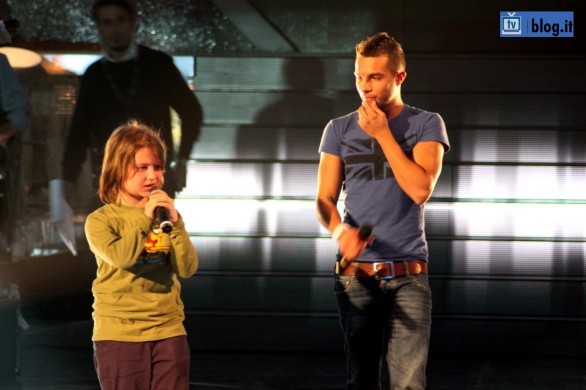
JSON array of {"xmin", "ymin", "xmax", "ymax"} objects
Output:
[{"xmin": 99, "ymin": 121, "xmax": 166, "ymax": 204}]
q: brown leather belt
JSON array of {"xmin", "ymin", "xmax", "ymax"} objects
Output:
[{"xmin": 339, "ymin": 260, "xmax": 428, "ymax": 279}]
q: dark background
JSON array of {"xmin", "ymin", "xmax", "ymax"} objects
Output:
[{"xmin": 0, "ymin": 0, "xmax": 584, "ymax": 388}]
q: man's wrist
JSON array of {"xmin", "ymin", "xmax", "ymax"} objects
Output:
[{"xmin": 332, "ymin": 223, "xmax": 350, "ymax": 241}]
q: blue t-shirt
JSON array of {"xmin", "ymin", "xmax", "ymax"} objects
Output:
[{"xmin": 319, "ymin": 104, "xmax": 450, "ymax": 262}]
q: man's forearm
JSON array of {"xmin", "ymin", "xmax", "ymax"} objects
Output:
[{"xmin": 316, "ymin": 198, "xmax": 342, "ymax": 233}]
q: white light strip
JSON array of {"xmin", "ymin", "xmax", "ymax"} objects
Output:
[
  {"xmin": 41, "ymin": 53, "xmax": 194, "ymax": 78},
  {"xmin": 428, "ymin": 202, "xmax": 586, "ymax": 238}
]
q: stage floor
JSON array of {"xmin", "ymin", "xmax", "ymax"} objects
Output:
[
  {"xmin": 3, "ymin": 315, "xmax": 584, "ymax": 389},
  {"xmin": 1, "ymin": 249, "xmax": 584, "ymax": 389},
  {"xmin": 1, "ymin": 250, "xmax": 584, "ymax": 389}
]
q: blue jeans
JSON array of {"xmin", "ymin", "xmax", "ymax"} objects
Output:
[{"xmin": 335, "ymin": 271, "xmax": 432, "ymax": 390}]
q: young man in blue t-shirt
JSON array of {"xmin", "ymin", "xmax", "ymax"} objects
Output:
[{"xmin": 316, "ymin": 32, "xmax": 450, "ymax": 389}]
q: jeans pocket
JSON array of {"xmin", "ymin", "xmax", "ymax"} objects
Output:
[
  {"xmin": 334, "ymin": 275, "xmax": 354, "ymax": 295},
  {"xmin": 409, "ymin": 274, "xmax": 431, "ymax": 295}
]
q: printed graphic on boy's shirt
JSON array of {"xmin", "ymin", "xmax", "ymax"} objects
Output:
[{"xmin": 137, "ymin": 228, "xmax": 171, "ymax": 264}]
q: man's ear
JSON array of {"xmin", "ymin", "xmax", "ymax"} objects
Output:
[{"xmin": 396, "ymin": 71, "xmax": 407, "ymax": 85}]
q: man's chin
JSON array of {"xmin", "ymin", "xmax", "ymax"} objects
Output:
[
  {"xmin": 106, "ymin": 43, "xmax": 131, "ymax": 53},
  {"xmin": 362, "ymin": 97, "xmax": 378, "ymax": 106}
]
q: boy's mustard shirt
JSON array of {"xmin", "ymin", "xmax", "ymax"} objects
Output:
[{"xmin": 85, "ymin": 203, "xmax": 198, "ymax": 342}]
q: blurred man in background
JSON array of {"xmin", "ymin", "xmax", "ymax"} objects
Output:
[
  {"xmin": 60, "ymin": 0, "xmax": 202, "ymax": 214},
  {"xmin": 0, "ymin": 50, "xmax": 30, "ymax": 258}
]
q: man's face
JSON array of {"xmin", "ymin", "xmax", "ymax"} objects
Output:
[
  {"xmin": 95, "ymin": 5, "xmax": 136, "ymax": 55},
  {"xmin": 354, "ymin": 54, "xmax": 405, "ymax": 109}
]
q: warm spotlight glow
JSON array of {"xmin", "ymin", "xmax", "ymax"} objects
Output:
[{"xmin": 0, "ymin": 46, "xmax": 42, "ymax": 69}]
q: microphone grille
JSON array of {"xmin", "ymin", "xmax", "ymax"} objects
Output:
[{"xmin": 358, "ymin": 225, "xmax": 373, "ymax": 240}]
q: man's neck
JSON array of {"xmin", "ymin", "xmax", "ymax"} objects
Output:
[
  {"xmin": 103, "ymin": 42, "xmax": 139, "ymax": 63},
  {"xmin": 382, "ymin": 101, "xmax": 405, "ymax": 120}
]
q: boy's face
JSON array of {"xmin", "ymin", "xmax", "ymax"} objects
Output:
[
  {"xmin": 120, "ymin": 147, "xmax": 164, "ymax": 206},
  {"xmin": 95, "ymin": 5, "xmax": 136, "ymax": 57}
]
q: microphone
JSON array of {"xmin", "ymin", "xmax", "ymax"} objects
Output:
[
  {"xmin": 357, "ymin": 225, "xmax": 373, "ymax": 240},
  {"xmin": 155, "ymin": 206, "xmax": 173, "ymax": 233},
  {"xmin": 338, "ymin": 224, "xmax": 373, "ymax": 270}
]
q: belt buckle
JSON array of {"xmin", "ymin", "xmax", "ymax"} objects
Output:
[{"xmin": 374, "ymin": 261, "xmax": 394, "ymax": 280}]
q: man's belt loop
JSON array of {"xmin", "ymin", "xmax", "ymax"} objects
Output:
[{"xmin": 403, "ymin": 261, "xmax": 410, "ymax": 276}]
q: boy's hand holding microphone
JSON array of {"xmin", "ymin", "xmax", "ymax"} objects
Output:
[{"xmin": 146, "ymin": 189, "xmax": 178, "ymax": 233}]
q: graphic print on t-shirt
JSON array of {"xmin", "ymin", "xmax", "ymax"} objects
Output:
[
  {"xmin": 136, "ymin": 228, "xmax": 171, "ymax": 265},
  {"xmin": 342, "ymin": 138, "xmax": 393, "ymax": 181},
  {"xmin": 144, "ymin": 229, "xmax": 171, "ymax": 253}
]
